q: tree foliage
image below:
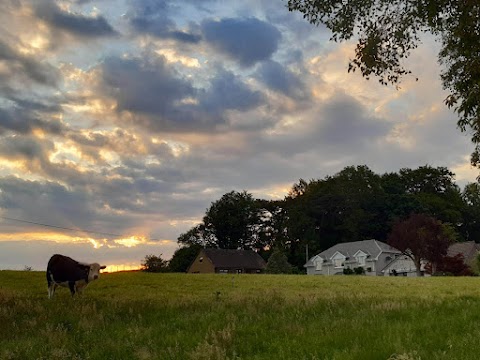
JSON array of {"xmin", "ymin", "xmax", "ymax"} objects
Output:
[
  {"xmin": 425, "ymin": 254, "xmax": 474, "ymax": 276},
  {"xmin": 461, "ymin": 183, "xmax": 480, "ymax": 241},
  {"xmin": 387, "ymin": 213, "xmax": 454, "ymax": 275},
  {"xmin": 287, "ymin": 0, "xmax": 480, "ymax": 168},
  {"xmin": 178, "ymin": 190, "xmax": 265, "ymax": 250},
  {"xmin": 178, "ymin": 165, "xmax": 478, "ymax": 272},
  {"xmin": 265, "ymin": 248, "xmax": 293, "ymax": 274},
  {"xmin": 168, "ymin": 245, "xmax": 202, "ymax": 273},
  {"xmin": 141, "ymin": 254, "xmax": 169, "ymax": 273}
]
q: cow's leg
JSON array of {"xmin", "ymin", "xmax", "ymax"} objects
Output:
[
  {"xmin": 47, "ymin": 271, "xmax": 52, "ymax": 298},
  {"xmin": 49, "ymin": 283, "xmax": 58, "ymax": 299},
  {"xmin": 68, "ymin": 281, "xmax": 76, "ymax": 297}
]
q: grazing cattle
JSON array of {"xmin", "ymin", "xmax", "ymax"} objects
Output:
[{"xmin": 47, "ymin": 254, "xmax": 106, "ymax": 298}]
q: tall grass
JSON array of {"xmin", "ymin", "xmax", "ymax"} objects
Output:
[{"xmin": 2, "ymin": 271, "xmax": 480, "ymax": 359}]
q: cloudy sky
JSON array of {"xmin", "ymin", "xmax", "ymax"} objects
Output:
[{"xmin": 0, "ymin": 0, "xmax": 477, "ymax": 271}]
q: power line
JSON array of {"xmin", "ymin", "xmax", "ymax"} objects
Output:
[{"xmin": 0, "ymin": 216, "xmax": 124, "ymax": 238}]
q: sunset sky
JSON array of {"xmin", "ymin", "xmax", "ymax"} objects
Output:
[{"xmin": 0, "ymin": 0, "xmax": 478, "ymax": 271}]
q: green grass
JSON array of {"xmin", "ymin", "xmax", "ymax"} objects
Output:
[{"xmin": 2, "ymin": 272, "xmax": 480, "ymax": 360}]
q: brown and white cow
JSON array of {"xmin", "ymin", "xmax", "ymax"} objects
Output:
[{"xmin": 47, "ymin": 254, "xmax": 106, "ymax": 298}]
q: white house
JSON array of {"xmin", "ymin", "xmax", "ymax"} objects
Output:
[
  {"xmin": 381, "ymin": 254, "xmax": 427, "ymax": 276},
  {"xmin": 304, "ymin": 239, "xmax": 402, "ymax": 276}
]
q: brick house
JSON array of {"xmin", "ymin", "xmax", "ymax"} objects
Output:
[{"xmin": 187, "ymin": 248, "xmax": 266, "ymax": 274}]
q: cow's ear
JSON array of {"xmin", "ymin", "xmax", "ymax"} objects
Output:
[{"xmin": 100, "ymin": 265, "xmax": 106, "ymax": 270}]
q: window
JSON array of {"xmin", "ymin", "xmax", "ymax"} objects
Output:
[
  {"xmin": 315, "ymin": 259, "xmax": 323, "ymax": 270},
  {"xmin": 331, "ymin": 252, "xmax": 346, "ymax": 268},
  {"xmin": 333, "ymin": 258, "xmax": 343, "ymax": 268},
  {"xmin": 357, "ymin": 255, "xmax": 366, "ymax": 266}
]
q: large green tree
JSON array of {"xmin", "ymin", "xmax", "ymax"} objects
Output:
[
  {"xmin": 287, "ymin": 0, "xmax": 480, "ymax": 168},
  {"xmin": 168, "ymin": 244, "xmax": 203, "ymax": 273},
  {"xmin": 176, "ymin": 165, "xmax": 473, "ymax": 271},
  {"xmin": 141, "ymin": 254, "xmax": 169, "ymax": 273},
  {"xmin": 178, "ymin": 191, "xmax": 264, "ymax": 250},
  {"xmin": 265, "ymin": 248, "xmax": 293, "ymax": 274},
  {"xmin": 398, "ymin": 165, "xmax": 464, "ymax": 227},
  {"xmin": 461, "ymin": 182, "xmax": 480, "ymax": 241},
  {"xmin": 202, "ymin": 191, "xmax": 262, "ymax": 250}
]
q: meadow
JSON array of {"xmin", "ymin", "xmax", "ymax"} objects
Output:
[{"xmin": 2, "ymin": 271, "xmax": 480, "ymax": 360}]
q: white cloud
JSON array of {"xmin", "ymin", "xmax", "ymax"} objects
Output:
[{"xmin": 0, "ymin": 0, "xmax": 477, "ymax": 269}]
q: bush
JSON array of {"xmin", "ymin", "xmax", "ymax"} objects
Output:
[
  {"xmin": 141, "ymin": 254, "xmax": 169, "ymax": 273},
  {"xmin": 266, "ymin": 249, "xmax": 293, "ymax": 274},
  {"xmin": 354, "ymin": 267, "xmax": 365, "ymax": 275},
  {"xmin": 426, "ymin": 254, "xmax": 474, "ymax": 276},
  {"xmin": 343, "ymin": 267, "xmax": 365, "ymax": 275}
]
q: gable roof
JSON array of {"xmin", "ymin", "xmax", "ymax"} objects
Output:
[
  {"xmin": 203, "ymin": 249, "xmax": 267, "ymax": 270},
  {"xmin": 305, "ymin": 240, "xmax": 400, "ymax": 267},
  {"xmin": 447, "ymin": 241, "xmax": 480, "ymax": 262}
]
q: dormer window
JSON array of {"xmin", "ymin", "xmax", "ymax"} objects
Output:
[
  {"xmin": 353, "ymin": 250, "xmax": 367, "ymax": 267},
  {"xmin": 331, "ymin": 252, "xmax": 346, "ymax": 268},
  {"xmin": 357, "ymin": 255, "xmax": 366, "ymax": 266},
  {"xmin": 315, "ymin": 258, "xmax": 323, "ymax": 270}
]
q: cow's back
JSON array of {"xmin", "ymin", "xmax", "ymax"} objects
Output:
[{"xmin": 47, "ymin": 254, "xmax": 88, "ymax": 283}]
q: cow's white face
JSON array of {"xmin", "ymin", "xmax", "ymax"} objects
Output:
[{"xmin": 88, "ymin": 263, "xmax": 106, "ymax": 282}]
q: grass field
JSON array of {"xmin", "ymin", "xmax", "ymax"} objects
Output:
[{"xmin": 2, "ymin": 271, "xmax": 480, "ymax": 360}]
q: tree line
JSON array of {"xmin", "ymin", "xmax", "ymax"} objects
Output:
[{"xmin": 159, "ymin": 165, "xmax": 479, "ymax": 273}]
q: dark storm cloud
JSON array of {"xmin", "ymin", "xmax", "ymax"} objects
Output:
[
  {"xmin": 0, "ymin": 40, "xmax": 59, "ymax": 87},
  {"xmin": 35, "ymin": 1, "xmax": 117, "ymax": 38},
  {"xmin": 201, "ymin": 17, "xmax": 281, "ymax": 67},
  {"xmin": 256, "ymin": 60, "xmax": 308, "ymax": 99},
  {"xmin": 126, "ymin": 0, "xmax": 201, "ymax": 43}
]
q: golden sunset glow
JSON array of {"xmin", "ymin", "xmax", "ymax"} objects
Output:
[
  {"xmin": 1, "ymin": 0, "xmax": 478, "ymax": 271},
  {"xmin": 155, "ymin": 49, "xmax": 201, "ymax": 68},
  {"xmin": 102, "ymin": 263, "xmax": 142, "ymax": 272},
  {"xmin": 452, "ymin": 160, "xmax": 479, "ymax": 183},
  {"xmin": 0, "ymin": 232, "xmax": 104, "ymax": 244},
  {"xmin": 114, "ymin": 236, "xmax": 146, "ymax": 248}
]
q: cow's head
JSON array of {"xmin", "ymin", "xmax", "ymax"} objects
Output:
[{"xmin": 87, "ymin": 263, "xmax": 106, "ymax": 282}]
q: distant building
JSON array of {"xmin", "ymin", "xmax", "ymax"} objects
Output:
[
  {"xmin": 304, "ymin": 239, "xmax": 401, "ymax": 276},
  {"xmin": 382, "ymin": 255, "xmax": 427, "ymax": 277},
  {"xmin": 446, "ymin": 241, "xmax": 480, "ymax": 272},
  {"xmin": 382, "ymin": 241, "xmax": 480, "ymax": 276},
  {"xmin": 187, "ymin": 248, "xmax": 267, "ymax": 274}
]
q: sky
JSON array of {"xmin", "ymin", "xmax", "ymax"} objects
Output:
[{"xmin": 0, "ymin": 0, "xmax": 478, "ymax": 271}]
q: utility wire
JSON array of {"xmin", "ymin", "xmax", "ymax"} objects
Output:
[{"xmin": 0, "ymin": 216, "xmax": 124, "ymax": 238}]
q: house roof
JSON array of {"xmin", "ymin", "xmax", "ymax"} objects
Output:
[
  {"xmin": 203, "ymin": 249, "xmax": 267, "ymax": 270},
  {"xmin": 305, "ymin": 240, "xmax": 401, "ymax": 267},
  {"xmin": 447, "ymin": 241, "xmax": 480, "ymax": 263}
]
